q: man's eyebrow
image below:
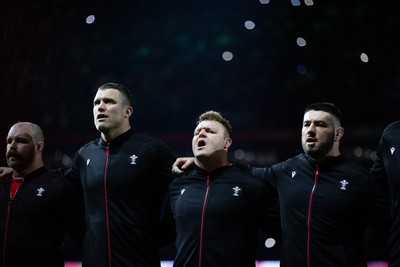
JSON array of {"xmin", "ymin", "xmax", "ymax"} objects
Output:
[
  {"xmin": 303, "ymin": 119, "xmax": 328, "ymax": 124},
  {"xmin": 195, "ymin": 126, "xmax": 213, "ymax": 132}
]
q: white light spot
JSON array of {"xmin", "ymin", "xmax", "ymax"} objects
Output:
[
  {"xmin": 234, "ymin": 149, "xmax": 245, "ymax": 160},
  {"xmin": 354, "ymin": 146, "xmax": 363, "ymax": 158},
  {"xmin": 62, "ymin": 154, "xmax": 72, "ymax": 166},
  {"xmin": 265, "ymin": 238, "xmax": 276, "ymax": 248},
  {"xmin": 259, "ymin": 0, "xmax": 270, "ymax": 4},
  {"xmin": 370, "ymin": 150, "xmax": 377, "ymax": 161},
  {"xmin": 222, "ymin": 51, "xmax": 233, "ymax": 61},
  {"xmin": 296, "ymin": 37, "xmax": 306, "ymax": 47},
  {"xmin": 86, "ymin": 15, "xmax": 95, "ymax": 24},
  {"xmin": 360, "ymin": 53, "xmax": 369, "ymax": 63},
  {"xmin": 305, "ymin": 0, "xmax": 314, "ymax": 6},
  {"xmin": 244, "ymin": 20, "xmax": 256, "ymax": 30},
  {"xmin": 291, "ymin": 0, "xmax": 301, "ymax": 6}
]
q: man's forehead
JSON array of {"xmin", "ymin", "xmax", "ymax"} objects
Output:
[
  {"xmin": 303, "ymin": 110, "xmax": 331, "ymax": 120},
  {"xmin": 195, "ymin": 120, "xmax": 220, "ymax": 129},
  {"xmin": 7, "ymin": 129, "xmax": 32, "ymax": 139},
  {"xmin": 94, "ymin": 88, "xmax": 120, "ymax": 98}
]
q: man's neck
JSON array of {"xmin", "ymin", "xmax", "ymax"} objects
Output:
[
  {"xmin": 101, "ymin": 126, "xmax": 131, "ymax": 144},
  {"xmin": 13, "ymin": 164, "xmax": 44, "ymax": 177},
  {"xmin": 195, "ymin": 157, "xmax": 230, "ymax": 173}
]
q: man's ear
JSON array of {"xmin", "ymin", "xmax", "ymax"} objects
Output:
[
  {"xmin": 36, "ymin": 141, "xmax": 44, "ymax": 154},
  {"xmin": 125, "ymin": 106, "xmax": 133, "ymax": 118},
  {"xmin": 335, "ymin": 127, "xmax": 344, "ymax": 142},
  {"xmin": 224, "ymin": 138, "xmax": 232, "ymax": 149}
]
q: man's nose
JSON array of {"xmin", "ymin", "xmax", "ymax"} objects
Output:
[
  {"xmin": 97, "ymin": 101, "xmax": 106, "ymax": 110},
  {"xmin": 199, "ymin": 129, "xmax": 207, "ymax": 136},
  {"xmin": 306, "ymin": 126, "xmax": 316, "ymax": 135},
  {"xmin": 8, "ymin": 141, "xmax": 17, "ymax": 149}
]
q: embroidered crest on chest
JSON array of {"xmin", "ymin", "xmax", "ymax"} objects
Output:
[
  {"xmin": 232, "ymin": 186, "xmax": 242, "ymax": 197},
  {"xmin": 130, "ymin": 154, "xmax": 138, "ymax": 165},
  {"xmin": 339, "ymin": 179, "xmax": 349, "ymax": 190}
]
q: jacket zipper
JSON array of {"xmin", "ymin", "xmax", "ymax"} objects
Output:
[
  {"xmin": 3, "ymin": 180, "xmax": 23, "ymax": 267},
  {"xmin": 307, "ymin": 165, "xmax": 319, "ymax": 267},
  {"xmin": 104, "ymin": 146, "xmax": 112, "ymax": 267},
  {"xmin": 199, "ymin": 175, "xmax": 211, "ymax": 267},
  {"xmin": 3, "ymin": 199, "xmax": 12, "ymax": 267}
]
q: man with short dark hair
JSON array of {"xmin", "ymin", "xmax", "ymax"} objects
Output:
[
  {"xmin": 68, "ymin": 82, "xmax": 177, "ymax": 267},
  {"xmin": 252, "ymin": 102, "xmax": 390, "ymax": 267},
  {"xmin": 174, "ymin": 103, "xmax": 391, "ymax": 267}
]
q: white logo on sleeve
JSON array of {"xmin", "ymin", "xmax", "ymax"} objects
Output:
[
  {"xmin": 130, "ymin": 155, "xmax": 138, "ymax": 165},
  {"xmin": 291, "ymin": 171, "xmax": 297, "ymax": 178},
  {"xmin": 36, "ymin": 188, "xmax": 45, "ymax": 197},
  {"xmin": 87, "ymin": 159, "xmax": 91, "ymax": 166},
  {"xmin": 180, "ymin": 189, "xmax": 186, "ymax": 195},
  {"xmin": 339, "ymin": 180, "xmax": 349, "ymax": 190},
  {"xmin": 390, "ymin": 147, "xmax": 396, "ymax": 155}
]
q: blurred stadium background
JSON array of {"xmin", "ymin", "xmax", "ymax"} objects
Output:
[{"xmin": 2, "ymin": 0, "xmax": 399, "ymax": 264}]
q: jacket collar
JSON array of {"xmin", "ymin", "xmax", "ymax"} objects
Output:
[
  {"xmin": 97, "ymin": 128, "xmax": 133, "ymax": 148},
  {"xmin": 4, "ymin": 165, "xmax": 47, "ymax": 184},
  {"xmin": 303, "ymin": 153, "xmax": 346, "ymax": 169},
  {"xmin": 188, "ymin": 163, "xmax": 235, "ymax": 177}
]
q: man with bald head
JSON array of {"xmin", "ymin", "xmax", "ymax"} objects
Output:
[
  {"xmin": 0, "ymin": 122, "xmax": 85, "ymax": 267},
  {"xmin": 6, "ymin": 122, "xmax": 44, "ymax": 175}
]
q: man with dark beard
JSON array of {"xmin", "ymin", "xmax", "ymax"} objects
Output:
[
  {"xmin": 173, "ymin": 102, "xmax": 391, "ymax": 267},
  {"xmin": 0, "ymin": 122, "xmax": 85, "ymax": 267},
  {"xmin": 250, "ymin": 102, "xmax": 390, "ymax": 267}
]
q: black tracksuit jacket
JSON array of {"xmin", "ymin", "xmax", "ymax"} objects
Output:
[
  {"xmin": 68, "ymin": 129, "xmax": 176, "ymax": 267},
  {"xmin": 0, "ymin": 166, "xmax": 85, "ymax": 267},
  {"xmin": 370, "ymin": 120, "xmax": 400, "ymax": 267},
  {"xmin": 165, "ymin": 164, "xmax": 281, "ymax": 267},
  {"xmin": 252, "ymin": 153, "xmax": 390, "ymax": 267}
]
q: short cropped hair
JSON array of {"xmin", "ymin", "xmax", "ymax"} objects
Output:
[
  {"xmin": 197, "ymin": 110, "xmax": 232, "ymax": 137},
  {"xmin": 98, "ymin": 82, "xmax": 133, "ymax": 107},
  {"xmin": 304, "ymin": 102, "xmax": 343, "ymax": 126}
]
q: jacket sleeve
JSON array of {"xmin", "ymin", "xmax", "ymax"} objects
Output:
[
  {"xmin": 259, "ymin": 179, "xmax": 282, "ymax": 242},
  {"xmin": 62, "ymin": 176, "xmax": 86, "ymax": 246},
  {"xmin": 154, "ymin": 141, "xmax": 177, "ymax": 248},
  {"xmin": 249, "ymin": 165, "xmax": 279, "ymax": 189},
  {"xmin": 155, "ymin": 142, "xmax": 177, "ymax": 205},
  {"xmin": 367, "ymin": 172, "xmax": 391, "ymax": 233},
  {"xmin": 370, "ymin": 134, "xmax": 389, "ymax": 191},
  {"xmin": 159, "ymin": 186, "xmax": 177, "ymax": 248},
  {"xmin": 63, "ymin": 152, "xmax": 84, "ymax": 194}
]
